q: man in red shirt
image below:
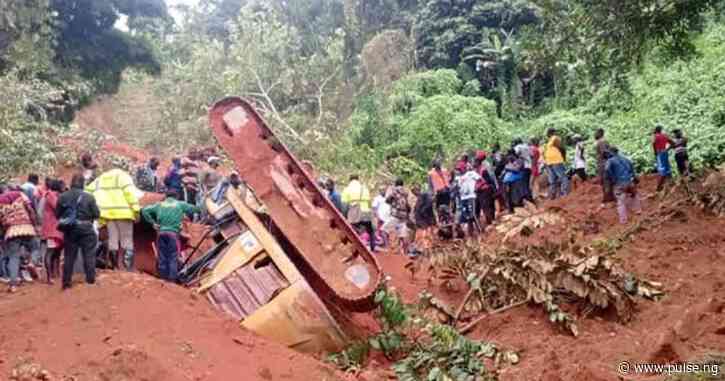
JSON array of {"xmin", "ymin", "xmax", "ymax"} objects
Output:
[{"xmin": 653, "ymin": 124, "xmax": 674, "ymax": 191}]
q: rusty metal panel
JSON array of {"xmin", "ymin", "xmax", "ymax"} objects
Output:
[{"xmin": 209, "ymin": 97, "xmax": 381, "ymax": 312}]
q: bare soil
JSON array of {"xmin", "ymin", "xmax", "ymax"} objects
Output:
[
  {"xmin": 0, "ymin": 273, "xmax": 346, "ymax": 381},
  {"xmin": 9, "ymin": 96, "xmax": 721, "ymax": 381},
  {"xmin": 377, "ymin": 176, "xmax": 725, "ymax": 381}
]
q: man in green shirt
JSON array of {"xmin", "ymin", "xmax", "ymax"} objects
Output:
[{"xmin": 141, "ymin": 189, "xmax": 200, "ymax": 281}]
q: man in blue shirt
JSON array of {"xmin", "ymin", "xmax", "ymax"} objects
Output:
[
  {"xmin": 325, "ymin": 179, "xmax": 344, "ymax": 213},
  {"xmin": 604, "ymin": 147, "xmax": 641, "ymax": 224}
]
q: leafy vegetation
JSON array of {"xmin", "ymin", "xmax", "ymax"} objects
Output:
[
  {"xmin": 322, "ymin": 20, "xmax": 725, "ymax": 184},
  {"xmin": 0, "ymin": 0, "xmax": 167, "ymax": 179},
  {"xmin": 428, "ymin": 229, "xmax": 664, "ymax": 336},
  {"xmin": 329, "ymin": 286, "xmax": 518, "ymax": 380},
  {"xmin": 3, "ymin": 0, "xmax": 725, "ymax": 187}
]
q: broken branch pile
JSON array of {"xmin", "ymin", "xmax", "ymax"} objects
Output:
[
  {"xmin": 494, "ymin": 203, "xmax": 564, "ymax": 243},
  {"xmin": 428, "ymin": 238, "xmax": 663, "ymax": 336}
]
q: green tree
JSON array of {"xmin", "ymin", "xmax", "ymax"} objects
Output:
[
  {"xmin": 414, "ymin": 0, "xmax": 538, "ymax": 69},
  {"xmin": 50, "ymin": 0, "xmax": 168, "ymax": 92}
]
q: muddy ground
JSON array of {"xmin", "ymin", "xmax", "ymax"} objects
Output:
[
  {"xmin": 3, "ymin": 98, "xmax": 723, "ymax": 380},
  {"xmin": 377, "ymin": 176, "xmax": 725, "ymax": 381},
  {"xmin": 0, "ymin": 273, "xmax": 347, "ymax": 381}
]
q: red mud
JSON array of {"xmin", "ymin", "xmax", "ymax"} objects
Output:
[
  {"xmin": 0, "ymin": 273, "xmax": 347, "ymax": 381},
  {"xmin": 376, "ymin": 176, "xmax": 725, "ymax": 381},
  {"xmin": 16, "ymin": 97, "xmax": 720, "ymax": 381}
]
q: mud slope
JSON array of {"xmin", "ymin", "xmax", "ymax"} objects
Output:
[
  {"xmin": 0, "ymin": 272, "xmax": 345, "ymax": 381},
  {"xmin": 378, "ymin": 176, "xmax": 725, "ymax": 381}
]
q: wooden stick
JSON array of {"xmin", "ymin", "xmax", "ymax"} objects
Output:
[
  {"xmin": 453, "ymin": 268, "xmax": 490, "ymax": 323},
  {"xmin": 458, "ymin": 300, "xmax": 528, "ymax": 335},
  {"xmin": 454, "ymin": 288, "xmax": 475, "ymax": 322}
]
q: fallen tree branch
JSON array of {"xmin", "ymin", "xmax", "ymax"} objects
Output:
[{"xmin": 458, "ymin": 300, "xmax": 529, "ymax": 335}]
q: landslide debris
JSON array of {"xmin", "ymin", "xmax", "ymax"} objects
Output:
[{"xmin": 428, "ymin": 236, "xmax": 664, "ymax": 336}]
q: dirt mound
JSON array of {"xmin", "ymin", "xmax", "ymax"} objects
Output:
[
  {"xmin": 0, "ymin": 272, "xmax": 346, "ymax": 381},
  {"xmin": 376, "ymin": 176, "xmax": 725, "ymax": 380}
]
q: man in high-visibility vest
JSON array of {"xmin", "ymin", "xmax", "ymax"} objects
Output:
[
  {"xmin": 543, "ymin": 128, "xmax": 570, "ymax": 200},
  {"xmin": 86, "ymin": 169, "xmax": 141, "ymax": 271},
  {"xmin": 341, "ymin": 175, "xmax": 375, "ymax": 252}
]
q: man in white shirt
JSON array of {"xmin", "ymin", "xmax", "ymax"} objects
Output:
[
  {"xmin": 371, "ymin": 187, "xmax": 391, "ymax": 227},
  {"xmin": 370, "ymin": 186, "xmax": 391, "ymax": 250},
  {"xmin": 456, "ymin": 165, "xmax": 481, "ymax": 237},
  {"xmin": 514, "ymin": 138, "xmax": 533, "ymax": 200},
  {"xmin": 573, "ymin": 134, "xmax": 588, "ymax": 183}
]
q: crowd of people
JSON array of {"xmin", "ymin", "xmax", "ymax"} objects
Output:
[
  {"xmin": 324, "ymin": 125, "xmax": 691, "ymax": 256},
  {"xmin": 0, "ymin": 124, "xmax": 691, "ymax": 292},
  {"xmin": 0, "ymin": 151, "xmax": 229, "ymax": 293}
]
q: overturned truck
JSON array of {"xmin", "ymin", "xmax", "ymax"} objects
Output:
[{"xmin": 178, "ymin": 97, "xmax": 381, "ymax": 354}]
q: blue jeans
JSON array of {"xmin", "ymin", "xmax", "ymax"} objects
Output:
[
  {"xmin": 0, "ymin": 243, "xmax": 8, "ymax": 278},
  {"xmin": 656, "ymin": 151, "xmax": 672, "ymax": 177},
  {"xmin": 5, "ymin": 237, "xmax": 36, "ymax": 286},
  {"xmin": 29, "ymin": 237, "xmax": 42, "ymax": 266},
  {"xmin": 157, "ymin": 232, "xmax": 180, "ymax": 282},
  {"xmin": 547, "ymin": 164, "xmax": 570, "ymax": 200}
]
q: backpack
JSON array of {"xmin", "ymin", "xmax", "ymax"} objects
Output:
[
  {"xmin": 390, "ymin": 188, "xmax": 410, "ymax": 220},
  {"xmin": 58, "ymin": 193, "xmax": 84, "ymax": 231}
]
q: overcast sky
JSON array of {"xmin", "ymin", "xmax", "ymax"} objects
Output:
[
  {"xmin": 116, "ymin": 0, "xmax": 201, "ymax": 30},
  {"xmin": 167, "ymin": 0, "xmax": 201, "ymax": 8}
]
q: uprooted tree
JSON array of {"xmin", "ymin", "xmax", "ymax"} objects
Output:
[{"xmin": 428, "ymin": 235, "xmax": 664, "ymax": 337}]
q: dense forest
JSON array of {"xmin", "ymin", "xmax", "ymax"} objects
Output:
[{"xmin": 1, "ymin": 0, "xmax": 725, "ymax": 182}]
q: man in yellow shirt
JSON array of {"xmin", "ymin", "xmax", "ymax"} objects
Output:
[
  {"xmin": 543, "ymin": 128, "xmax": 570, "ymax": 199},
  {"xmin": 341, "ymin": 175, "xmax": 375, "ymax": 252}
]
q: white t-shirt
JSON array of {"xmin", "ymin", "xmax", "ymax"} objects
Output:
[
  {"xmin": 515, "ymin": 143, "xmax": 532, "ymax": 169},
  {"xmin": 574, "ymin": 141, "xmax": 587, "ymax": 169},
  {"xmin": 372, "ymin": 195, "xmax": 391, "ymax": 223},
  {"xmin": 457, "ymin": 171, "xmax": 481, "ymax": 201}
]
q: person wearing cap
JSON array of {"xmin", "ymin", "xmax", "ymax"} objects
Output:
[
  {"xmin": 573, "ymin": 134, "xmax": 588, "ymax": 183},
  {"xmin": 427, "ymin": 160, "xmax": 451, "ymax": 211},
  {"xmin": 543, "ymin": 128, "xmax": 569, "ymax": 199},
  {"xmin": 142, "ymin": 189, "xmax": 200, "ymax": 281},
  {"xmin": 135, "ymin": 157, "xmax": 161, "ymax": 193},
  {"xmin": 604, "ymin": 147, "xmax": 641, "ymax": 224},
  {"xmin": 652, "ymin": 124, "xmax": 674, "ymax": 191}
]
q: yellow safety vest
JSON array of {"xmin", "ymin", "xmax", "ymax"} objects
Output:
[
  {"xmin": 86, "ymin": 169, "xmax": 141, "ymax": 222},
  {"xmin": 341, "ymin": 180, "xmax": 371, "ymax": 212}
]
